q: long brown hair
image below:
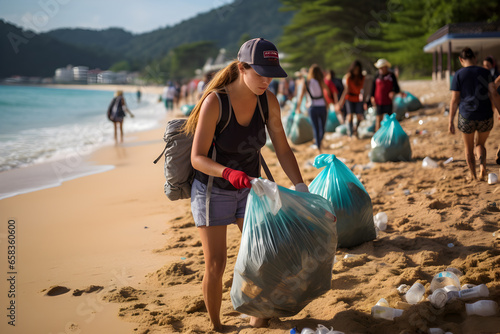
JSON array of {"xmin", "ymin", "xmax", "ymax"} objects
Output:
[
  {"xmin": 347, "ymin": 60, "xmax": 363, "ymax": 85},
  {"xmin": 183, "ymin": 60, "xmax": 251, "ymax": 135},
  {"xmin": 307, "ymin": 64, "xmax": 327, "ymax": 91}
]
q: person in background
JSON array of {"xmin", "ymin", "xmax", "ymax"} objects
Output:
[
  {"xmin": 324, "ymin": 69, "xmax": 339, "ymax": 115},
  {"xmin": 370, "ymin": 58, "xmax": 401, "ymax": 131},
  {"xmin": 337, "ymin": 60, "xmax": 366, "ymax": 137},
  {"xmin": 449, "ymin": 47, "xmax": 500, "ymax": 180},
  {"xmin": 294, "ymin": 64, "xmax": 328, "ymax": 153},
  {"xmin": 107, "ymin": 90, "xmax": 134, "ymax": 143},
  {"xmin": 136, "ymin": 87, "xmax": 142, "ymax": 103},
  {"xmin": 162, "ymin": 82, "xmax": 176, "ymax": 111},
  {"xmin": 183, "ymin": 38, "xmax": 308, "ymax": 331},
  {"xmin": 483, "ymin": 56, "xmax": 499, "ymax": 80}
]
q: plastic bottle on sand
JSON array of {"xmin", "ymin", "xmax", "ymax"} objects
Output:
[
  {"xmin": 376, "ymin": 298, "xmax": 390, "ymax": 307},
  {"xmin": 458, "ymin": 284, "xmax": 489, "ymax": 300},
  {"xmin": 422, "ymin": 157, "xmax": 438, "ymax": 168},
  {"xmin": 429, "ymin": 288, "xmax": 448, "ymax": 308},
  {"xmin": 465, "ymin": 300, "xmax": 498, "ymax": 316},
  {"xmin": 406, "ymin": 282, "xmax": 425, "ymax": 304},
  {"xmin": 430, "ymin": 271, "xmax": 460, "ymax": 292},
  {"xmin": 374, "ymin": 212, "xmax": 388, "ymax": 231},
  {"xmin": 371, "ymin": 305, "xmax": 404, "ymax": 320}
]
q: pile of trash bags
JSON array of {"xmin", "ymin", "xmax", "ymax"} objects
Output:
[
  {"xmin": 309, "ymin": 154, "xmax": 376, "ymax": 248},
  {"xmin": 369, "ymin": 114, "xmax": 412, "ymax": 163},
  {"xmin": 231, "ymin": 178, "xmax": 337, "ymax": 318},
  {"xmin": 357, "ymin": 107, "xmax": 377, "ymax": 139}
]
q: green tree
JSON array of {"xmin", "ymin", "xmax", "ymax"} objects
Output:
[
  {"xmin": 279, "ymin": 0, "xmax": 386, "ymax": 72},
  {"xmin": 109, "ymin": 60, "xmax": 131, "ymax": 72}
]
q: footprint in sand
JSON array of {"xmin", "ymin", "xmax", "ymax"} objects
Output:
[{"xmin": 72, "ymin": 285, "xmax": 104, "ymax": 296}]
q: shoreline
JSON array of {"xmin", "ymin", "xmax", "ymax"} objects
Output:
[{"xmin": 1, "ymin": 82, "xmax": 165, "ymax": 95}]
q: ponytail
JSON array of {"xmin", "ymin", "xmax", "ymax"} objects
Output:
[{"xmin": 183, "ymin": 60, "xmax": 250, "ymax": 135}]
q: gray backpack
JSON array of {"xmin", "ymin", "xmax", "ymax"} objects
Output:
[{"xmin": 154, "ymin": 90, "xmax": 273, "ymax": 202}]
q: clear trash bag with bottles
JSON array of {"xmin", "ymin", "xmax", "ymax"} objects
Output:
[{"xmin": 231, "ymin": 178, "xmax": 337, "ymax": 318}]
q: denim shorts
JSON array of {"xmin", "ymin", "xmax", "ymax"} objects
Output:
[
  {"xmin": 345, "ymin": 100, "xmax": 364, "ymax": 115},
  {"xmin": 190, "ymin": 178, "xmax": 250, "ymax": 227},
  {"xmin": 376, "ymin": 104, "xmax": 393, "ymax": 116}
]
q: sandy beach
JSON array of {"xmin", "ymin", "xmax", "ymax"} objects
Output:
[{"xmin": 1, "ymin": 80, "xmax": 499, "ymax": 334}]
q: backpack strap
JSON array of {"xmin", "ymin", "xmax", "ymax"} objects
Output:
[
  {"xmin": 256, "ymin": 92, "xmax": 274, "ymax": 182},
  {"xmin": 305, "ymin": 79, "xmax": 324, "ymax": 100}
]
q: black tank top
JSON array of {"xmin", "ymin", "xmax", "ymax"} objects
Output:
[{"xmin": 195, "ymin": 92, "xmax": 267, "ymax": 191}]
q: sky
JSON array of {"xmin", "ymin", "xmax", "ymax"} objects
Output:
[{"xmin": 0, "ymin": 0, "xmax": 226, "ymax": 34}]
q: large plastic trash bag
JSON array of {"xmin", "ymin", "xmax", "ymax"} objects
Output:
[
  {"xmin": 369, "ymin": 114, "xmax": 412, "ymax": 162},
  {"xmin": 325, "ymin": 109, "xmax": 340, "ymax": 133},
  {"xmin": 309, "ymin": 154, "xmax": 376, "ymax": 248},
  {"xmin": 180, "ymin": 104, "xmax": 195, "ymax": 116},
  {"xmin": 289, "ymin": 113, "xmax": 314, "ymax": 145},
  {"xmin": 403, "ymin": 91, "xmax": 422, "ymax": 111},
  {"xmin": 393, "ymin": 96, "xmax": 407, "ymax": 121},
  {"xmin": 231, "ymin": 178, "xmax": 338, "ymax": 318}
]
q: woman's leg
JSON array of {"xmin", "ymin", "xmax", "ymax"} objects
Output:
[
  {"xmin": 309, "ymin": 107, "xmax": 325, "ymax": 150},
  {"xmin": 345, "ymin": 101, "xmax": 354, "ymax": 137},
  {"xmin": 462, "ymin": 131, "xmax": 476, "ymax": 180},
  {"xmin": 198, "ymin": 225, "xmax": 228, "ymax": 331},
  {"xmin": 118, "ymin": 121, "xmax": 124, "ymax": 143},
  {"xmin": 113, "ymin": 122, "xmax": 118, "ymax": 143},
  {"xmin": 236, "ymin": 217, "xmax": 270, "ymax": 328},
  {"xmin": 475, "ymin": 130, "xmax": 491, "ymax": 180}
]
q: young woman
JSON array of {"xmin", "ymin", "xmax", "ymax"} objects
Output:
[
  {"xmin": 107, "ymin": 90, "xmax": 134, "ymax": 143},
  {"xmin": 337, "ymin": 60, "xmax": 366, "ymax": 137},
  {"xmin": 294, "ymin": 64, "xmax": 328, "ymax": 152},
  {"xmin": 449, "ymin": 47, "xmax": 500, "ymax": 180},
  {"xmin": 183, "ymin": 38, "xmax": 308, "ymax": 331}
]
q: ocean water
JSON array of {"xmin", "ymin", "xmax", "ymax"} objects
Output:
[{"xmin": 0, "ymin": 85, "xmax": 166, "ymax": 199}]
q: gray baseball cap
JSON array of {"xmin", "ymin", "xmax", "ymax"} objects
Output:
[{"xmin": 237, "ymin": 38, "xmax": 287, "ymax": 78}]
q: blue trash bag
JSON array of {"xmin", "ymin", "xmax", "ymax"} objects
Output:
[
  {"xmin": 284, "ymin": 111, "xmax": 295, "ymax": 137},
  {"xmin": 231, "ymin": 178, "xmax": 338, "ymax": 318},
  {"xmin": 325, "ymin": 109, "xmax": 340, "ymax": 133},
  {"xmin": 180, "ymin": 104, "xmax": 195, "ymax": 116},
  {"xmin": 289, "ymin": 113, "xmax": 314, "ymax": 145},
  {"xmin": 309, "ymin": 154, "xmax": 376, "ymax": 248},
  {"xmin": 392, "ymin": 96, "xmax": 407, "ymax": 121},
  {"xmin": 369, "ymin": 114, "xmax": 412, "ymax": 162},
  {"xmin": 403, "ymin": 91, "xmax": 422, "ymax": 111}
]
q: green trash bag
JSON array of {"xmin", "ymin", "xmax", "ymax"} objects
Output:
[
  {"xmin": 289, "ymin": 113, "xmax": 314, "ymax": 145},
  {"xmin": 231, "ymin": 178, "xmax": 337, "ymax": 318},
  {"xmin": 325, "ymin": 109, "xmax": 340, "ymax": 132},
  {"xmin": 309, "ymin": 154, "xmax": 376, "ymax": 248},
  {"xmin": 392, "ymin": 97, "xmax": 407, "ymax": 121},
  {"xmin": 369, "ymin": 114, "xmax": 412, "ymax": 162},
  {"xmin": 403, "ymin": 91, "xmax": 423, "ymax": 111},
  {"xmin": 180, "ymin": 104, "xmax": 195, "ymax": 116}
]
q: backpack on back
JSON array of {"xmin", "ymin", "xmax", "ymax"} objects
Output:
[{"xmin": 154, "ymin": 89, "xmax": 273, "ymax": 202}]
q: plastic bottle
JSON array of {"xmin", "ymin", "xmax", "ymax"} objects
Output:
[
  {"xmin": 300, "ymin": 328, "xmax": 315, "ymax": 334},
  {"xmin": 429, "ymin": 288, "xmax": 448, "ymax": 308},
  {"xmin": 458, "ymin": 284, "xmax": 489, "ymax": 300},
  {"xmin": 406, "ymin": 282, "xmax": 425, "ymax": 304},
  {"xmin": 371, "ymin": 305, "xmax": 404, "ymax": 320},
  {"xmin": 374, "ymin": 212, "xmax": 388, "ymax": 231},
  {"xmin": 465, "ymin": 300, "xmax": 498, "ymax": 316},
  {"xmin": 430, "ymin": 271, "xmax": 460, "ymax": 292},
  {"xmin": 488, "ymin": 173, "xmax": 498, "ymax": 185},
  {"xmin": 422, "ymin": 157, "xmax": 438, "ymax": 168},
  {"xmin": 315, "ymin": 324, "xmax": 345, "ymax": 334}
]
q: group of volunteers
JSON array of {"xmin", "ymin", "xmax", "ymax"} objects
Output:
[{"xmin": 165, "ymin": 37, "xmax": 500, "ymax": 331}]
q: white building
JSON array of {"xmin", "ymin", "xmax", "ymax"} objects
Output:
[
  {"xmin": 73, "ymin": 66, "xmax": 89, "ymax": 83},
  {"xmin": 54, "ymin": 65, "xmax": 73, "ymax": 83},
  {"xmin": 97, "ymin": 71, "xmax": 116, "ymax": 84}
]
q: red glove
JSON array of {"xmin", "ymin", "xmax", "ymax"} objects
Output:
[{"xmin": 222, "ymin": 168, "xmax": 251, "ymax": 189}]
